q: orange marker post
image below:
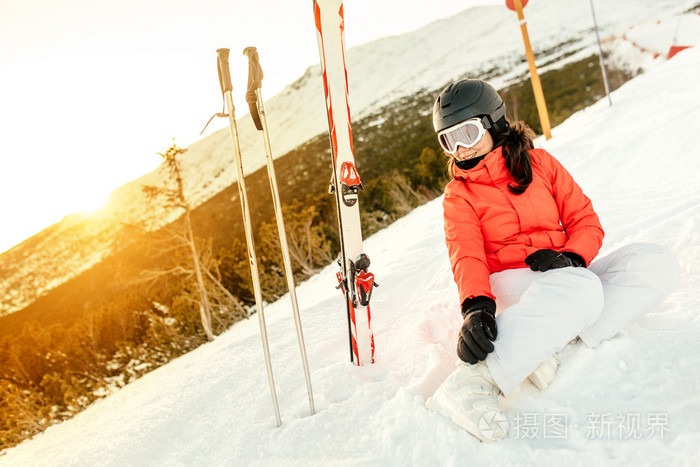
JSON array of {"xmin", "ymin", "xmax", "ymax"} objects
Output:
[{"xmin": 509, "ymin": 0, "xmax": 552, "ymax": 140}]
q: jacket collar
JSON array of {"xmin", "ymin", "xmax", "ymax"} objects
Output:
[{"xmin": 452, "ymin": 145, "xmax": 507, "ymax": 183}]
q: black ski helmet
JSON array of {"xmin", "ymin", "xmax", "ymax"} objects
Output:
[{"xmin": 433, "ymin": 79, "xmax": 507, "ymax": 137}]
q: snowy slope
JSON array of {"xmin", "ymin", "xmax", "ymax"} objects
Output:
[
  {"xmin": 2, "ymin": 41, "xmax": 699, "ymax": 466},
  {"xmin": 0, "ymin": 0, "xmax": 691, "ymax": 318}
]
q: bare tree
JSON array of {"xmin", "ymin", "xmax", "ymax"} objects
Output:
[{"xmin": 141, "ymin": 143, "xmax": 227, "ymax": 341}]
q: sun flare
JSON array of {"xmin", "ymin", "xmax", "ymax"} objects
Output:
[{"xmin": 74, "ymin": 190, "xmax": 111, "ymax": 215}]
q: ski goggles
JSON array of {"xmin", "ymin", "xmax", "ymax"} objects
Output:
[{"xmin": 437, "ymin": 117, "xmax": 489, "ymax": 154}]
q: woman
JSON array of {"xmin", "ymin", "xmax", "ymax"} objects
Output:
[{"xmin": 425, "ymin": 79, "xmax": 679, "ymax": 442}]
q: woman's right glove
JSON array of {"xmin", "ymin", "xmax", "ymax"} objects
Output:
[{"xmin": 457, "ymin": 296, "xmax": 498, "ymax": 364}]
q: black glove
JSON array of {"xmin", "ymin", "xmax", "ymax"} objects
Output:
[
  {"xmin": 457, "ymin": 296, "xmax": 498, "ymax": 364},
  {"xmin": 525, "ymin": 249, "xmax": 585, "ymax": 272}
]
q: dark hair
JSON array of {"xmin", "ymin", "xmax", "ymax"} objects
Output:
[
  {"xmin": 496, "ymin": 120, "xmax": 534, "ymax": 194},
  {"xmin": 447, "ymin": 119, "xmax": 534, "ymax": 195}
]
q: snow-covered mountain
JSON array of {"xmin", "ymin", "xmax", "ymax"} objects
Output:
[
  {"xmin": 2, "ymin": 42, "xmax": 698, "ymax": 466},
  {"xmin": 0, "ymin": 0, "xmax": 695, "ymax": 316}
]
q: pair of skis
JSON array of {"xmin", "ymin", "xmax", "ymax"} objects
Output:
[{"xmin": 314, "ymin": 0, "xmax": 377, "ymax": 367}]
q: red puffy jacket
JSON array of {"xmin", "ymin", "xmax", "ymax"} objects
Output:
[{"xmin": 443, "ymin": 145, "xmax": 604, "ymax": 303}]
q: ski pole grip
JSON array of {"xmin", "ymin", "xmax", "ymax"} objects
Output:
[
  {"xmin": 243, "ymin": 46, "xmax": 264, "ymax": 103},
  {"xmin": 216, "ymin": 48, "xmax": 233, "ymax": 94},
  {"xmin": 243, "ymin": 46, "xmax": 264, "ymax": 131}
]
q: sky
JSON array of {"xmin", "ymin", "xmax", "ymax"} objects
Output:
[{"xmin": 0, "ymin": 0, "xmax": 501, "ymax": 253}]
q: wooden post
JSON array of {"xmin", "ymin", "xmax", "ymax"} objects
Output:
[{"xmin": 514, "ymin": 0, "xmax": 552, "ymax": 139}]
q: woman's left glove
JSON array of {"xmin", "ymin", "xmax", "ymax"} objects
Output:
[
  {"xmin": 457, "ymin": 296, "xmax": 498, "ymax": 364},
  {"xmin": 525, "ymin": 249, "xmax": 585, "ymax": 271}
]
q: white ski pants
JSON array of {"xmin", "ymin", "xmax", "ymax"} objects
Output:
[{"xmin": 485, "ymin": 243, "xmax": 680, "ymax": 396}]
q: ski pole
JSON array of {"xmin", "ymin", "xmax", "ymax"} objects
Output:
[
  {"xmin": 243, "ymin": 46, "xmax": 316, "ymax": 416},
  {"xmin": 216, "ymin": 48, "xmax": 282, "ymax": 427}
]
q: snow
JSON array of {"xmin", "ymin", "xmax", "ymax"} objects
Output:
[{"xmin": 2, "ymin": 37, "xmax": 700, "ymax": 466}]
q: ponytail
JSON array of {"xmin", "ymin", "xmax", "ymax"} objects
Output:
[{"xmin": 494, "ymin": 120, "xmax": 535, "ymax": 195}]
